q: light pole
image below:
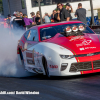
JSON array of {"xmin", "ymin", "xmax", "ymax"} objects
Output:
[
  {"xmin": 90, "ymin": 0, "xmax": 95, "ymax": 26},
  {"xmin": 38, "ymin": 0, "xmax": 43, "ymax": 24},
  {"xmin": 8, "ymin": 0, "xmax": 11, "ymax": 14}
]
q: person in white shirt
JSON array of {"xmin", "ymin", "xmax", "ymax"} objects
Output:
[{"xmin": 43, "ymin": 13, "xmax": 50, "ymax": 23}]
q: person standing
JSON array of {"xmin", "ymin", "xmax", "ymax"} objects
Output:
[
  {"xmin": 66, "ymin": 3, "xmax": 73, "ymax": 20},
  {"xmin": 50, "ymin": 10, "xmax": 56, "ymax": 23},
  {"xmin": 35, "ymin": 11, "xmax": 41, "ymax": 25},
  {"xmin": 13, "ymin": 12, "xmax": 25, "ymax": 30},
  {"xmin": 43, "ymin": 13, "xmax": 50, "ymax": 23},
  {"xmin": 10, "ymin": 13, "xmax": 16, "ymax": 24},
  {"xmin": 51, "ymin": 10, "xmax": 56, "ymax": 19},
  {"xmin": 54, "ymin": 9, "xmax": 61, "ymax": 23},
  {"xmin": 19, "ymin": 11, "xmax": 23, "ymax": 18},
  {"xmin": 23, "ymin": 14, "xmax": 35, "ymax": 30},
  {"xmin": 75, "ymin": 3, "xmax": 87, "ymax": 24},
  {"xmin": 30, "ymin": 12, "xmax": 36, "ymax": 24},
  {"xmin": 7, "ymin": 14, "xmax": 11, "ymax": 27},
  {"xmin": 57, "ymin": 3, "xmax": 70, "ymax": 22}
]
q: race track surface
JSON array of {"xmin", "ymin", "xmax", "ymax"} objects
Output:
[
  {"xmin": 0, "ymin": 73, "xmax": 100, "ymax": 100},
  {"xmin": 0, "ymin": 29, "xmax": 100, "ymax": 100}
]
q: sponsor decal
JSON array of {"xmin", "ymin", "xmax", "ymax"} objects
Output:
[
  {"xmin": 76, "ymin": 39, "xmax": 92, "ymax": 47},
  {"xmin": 80, "ymin": 48, "xmax": 84, "ymax": 51},
  {"xmin": 27, "ymin": 59, "xmax": 35, "ymax": 65},
  {"xmin": 79, "ymin": 47, "xmax": 96, "ymax": 51},
  {"xmin": 87, "ymin": 53, "xmax": 94, "ymax": 56},
  {"xmin": 26, "ymin": 52, "xmax": 33, "ymax": 58},
  {"xmin": 69, "ymin": 36, "xmax": 84, "ymax": 41},
  {"xmin": 50, "ymin": 65, "xmax": 58, "ymax": 68}
]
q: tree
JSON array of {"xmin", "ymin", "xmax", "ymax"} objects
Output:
[{"xmin": 0, "ymin": 0, "xmax": 3, "ymax": 13}]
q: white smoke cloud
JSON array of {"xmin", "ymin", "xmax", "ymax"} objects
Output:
[{"xmin": 0, "ymin": 27, "xmax": 34, "ymax": 77}]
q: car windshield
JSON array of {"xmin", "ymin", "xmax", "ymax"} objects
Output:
[{"xmin": 40, "ymin": 23, "xmax": 95, "ymax": 41}]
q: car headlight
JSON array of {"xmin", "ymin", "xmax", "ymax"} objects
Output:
[{"xmin": 60, "ymin": 55, "xmax": 74, "ymax": 59}]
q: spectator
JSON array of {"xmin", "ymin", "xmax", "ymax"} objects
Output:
[
  {"xmin": 19, "ymin": 11, "xmax": 23, "ymax": 18},
  {"xmin": 57, "ymin": 2, "xmax": 70, "ymax": 22},
  {"xmin": 7, "ymin": 14, "xmax": 11, "ymax": 27},
  {"xmin": 54, "ymin": 9, "xmax": 61, "ymax": 22},
  {"xmin": 43, "ymin": 13, "xmax": 50, "ymax": 23},
  {"xmin": 75, "ymin": 3, "xmax": 86, "ymax": 24},
  {"xmin": 15, "ymin": 11, "xmax": 19, "ymax": 17},
  {"xmin": 35, "ymin": 11, "xmax": 41, "ymax": 25},
  {"xmin": 13, "ymin": 12, "xmax": 25, "ymax": 30},
  {"xmin": 30, "ymin": 12, "xmax": 36, "ymax": 24},
  {"xmin": 51, "ymin": 10, "xmax": 56, "ymax": 19},
  {"xmin": 10, "ymin": 12, "xmax": 16, "ymax": 24},
  {"xmin": 23, "ymin": 14, "xmax": 35, "ymax": 29},
  {"xmin": 66, "ymin": 3, "xmax": 73, "ymax": 20}
]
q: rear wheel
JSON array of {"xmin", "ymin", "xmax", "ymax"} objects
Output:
[
  {"xmin": 42, "ymin": 57, "xmax": 50, "ymax": 77},
  {"xmin": 19, "ymin": 48, "xmax": 24, "ymax": 66}
]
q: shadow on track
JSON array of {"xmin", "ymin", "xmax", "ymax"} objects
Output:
[{"xmin": 18, "ymin": 72, "xmax": 100, "ymax": 81}]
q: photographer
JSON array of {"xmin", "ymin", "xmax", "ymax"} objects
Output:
[
  {"xmin": 54, "ymin": 9, "xmax": 61, "ymax": 22},
  {"xmin": 56, "ymin": 3, "xmax": 70, "ymax": 22}
]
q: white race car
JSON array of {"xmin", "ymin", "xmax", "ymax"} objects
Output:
[{"xmin": 17, "ymin": 21, "xmax": 100, "ymax": 77}]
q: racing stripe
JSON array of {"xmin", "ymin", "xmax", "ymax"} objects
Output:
[{"xmin": 52, "ymin": 43, "xmax": 80, "ymax": 62}]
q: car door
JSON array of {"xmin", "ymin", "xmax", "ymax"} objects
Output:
[
  {"xmin": 25, "ymin": 29, "xmax": 39, "ymax": 48},
  {"xmin": 18, "ymin": 30, "xmax": 30, "ymax": 53},
  {"xmin": 24, "ymin": 29, "xmax": 39, "ymax": 68}
]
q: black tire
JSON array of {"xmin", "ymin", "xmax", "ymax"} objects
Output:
[
  {"xmin": 19, "ymin": 48, "xmax": 24, "ymax": 65},
  {"xmin": 42, "ymin": 57, "xmax": 50, "ymax": 77}
]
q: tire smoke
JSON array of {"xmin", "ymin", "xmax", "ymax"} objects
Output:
[{"xmin": 0, "ymin": 27, "xmax": 34, "ymax": 77}]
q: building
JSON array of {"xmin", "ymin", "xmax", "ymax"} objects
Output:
[{"xmin": 2, "ymin": 0, "xmax": 100, "ymax": 18}]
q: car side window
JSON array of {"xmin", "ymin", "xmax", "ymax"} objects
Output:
[
  {"xmin": 24, "ymin": 30, "xmax": 30, "ymax": 39},
  {"xmin": 27, "ymin": 29, "xmax": 38, "ymax": 41},
  {"xmin": 40, "ymin": 27, "xmax": 57, "ymax": 41}
]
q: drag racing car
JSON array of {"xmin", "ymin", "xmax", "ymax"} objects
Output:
[{"xmin": 17, "ymin": 21, "xmax": 100, "ymax": 77}]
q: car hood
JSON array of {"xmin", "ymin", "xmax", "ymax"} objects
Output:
[{"xmin": 46, "ymin": 33, "xmax": 100, "ymax": 55}]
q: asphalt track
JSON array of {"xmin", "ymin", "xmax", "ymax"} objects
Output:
[
  {"xmin": 0, "ymin": 29, "xmax": 100, "ymax": 100},
  {"xmin": 0, "ymin": 73, "xmax": 100, "ymax": 100}
]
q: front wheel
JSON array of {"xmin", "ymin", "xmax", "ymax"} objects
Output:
[{"xmin": 42, "ymin": 57, "xmax": 50, "ymax": 77}]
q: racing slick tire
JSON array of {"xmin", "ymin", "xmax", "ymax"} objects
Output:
[
  {"xmin": 42, "ymin": 57, "xmax": 50, "ymax": 77},
  {"xmin": 19, "ymin": 49, "xmax": 24, "ymax": 66}
]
